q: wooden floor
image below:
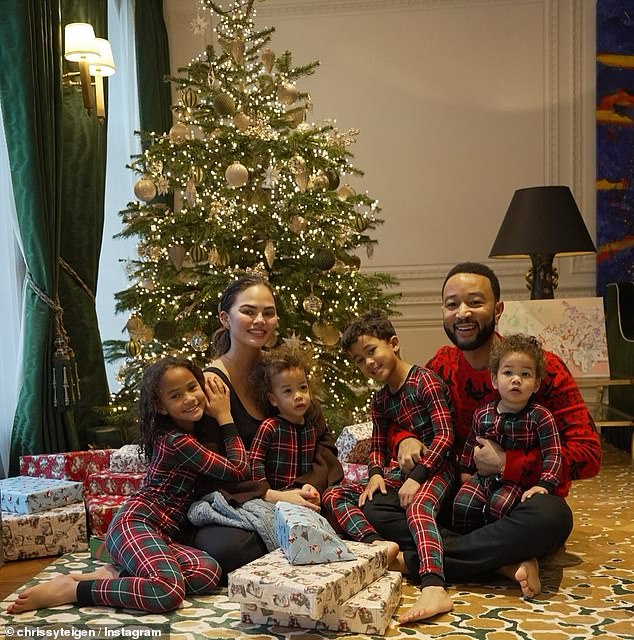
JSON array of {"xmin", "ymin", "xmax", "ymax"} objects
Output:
[{"xmin": 0, "ymin": 557, "xmax": 54, "ymax": 601}]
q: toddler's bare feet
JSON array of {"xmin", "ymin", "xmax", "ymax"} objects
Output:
[
  {"xmin": 498, "ymin": 557, "xmax": 541, "ymax": 598},
  {"xmin": 69, "ymin": 564, "xmax": 120, "ymax": 582},
  {"xmin": 7, "ymin": 575, "xmax": 78, "ymax": 614},
  {"xmin": 398, "ymin": 585, "xmax": 453, "ymax": 624},
  {"xmin": 372, "ymin": 539, "xmax": 400, "ymax": 565}
]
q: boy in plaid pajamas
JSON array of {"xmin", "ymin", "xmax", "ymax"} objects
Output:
[
  {"xmin": 453, "ymin": 334, "xmax": 562, "ymax": 532},
  {"xmin": 9, "ymin": 357, "xmax": 250, "ymax": 614},
  {"xmin": 322, "ymin": 311, "xmax": 455, "ymax": 624}
]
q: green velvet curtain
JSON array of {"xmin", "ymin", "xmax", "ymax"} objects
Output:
[
  {"xmin": 135, "ymin": 0, "xmax": 173, "ymax": 141},
  {"xmin": 0, "ymin": 0, "xmax": 110, "ymax": 473}
]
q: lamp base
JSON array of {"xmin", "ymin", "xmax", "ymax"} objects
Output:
[{"xmin": 525, "ymin": 254, "xmax": 559, "ymax": 299}]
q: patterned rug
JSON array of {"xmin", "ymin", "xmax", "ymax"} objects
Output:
[{"xmin": 2, "ymin": 441, "xmax": 633, "ymax": 640}]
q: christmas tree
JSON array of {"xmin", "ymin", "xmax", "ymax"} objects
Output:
[{"xmin": 104, "ymin": 0, "xmax": 399, "ymax": 434}]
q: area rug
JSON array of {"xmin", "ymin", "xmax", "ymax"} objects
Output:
[{"xmin": 1, "ymin": 442, "xmax": 633, "ymax": 640}]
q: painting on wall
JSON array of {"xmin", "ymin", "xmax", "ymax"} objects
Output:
[
  {"xmin": 498, "ymin": 298, "xmax": 609, "ymax": 378},
  {"xmin": 596, "ymin": 0, "xmax": 634, "ymax": 295}
]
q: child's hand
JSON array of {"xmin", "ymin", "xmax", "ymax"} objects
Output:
[
  {"xmin": 397, "ymin": 438, "xmax": 427, "ymax": 474},
  {"xmin": 203, "ymin": 374, "xmax": 232, "ymax": 424},
  {"xmin": 359, "ymin": 475, "xmax": 386, "ymax": 507},
  {"xmin": 460, "ymin": 472, "xmax": 473, "ymax": 485},
  {"xmin": 521, "ymin": 485, "xmax": 547, "ymax": 502},
  {"xmin": 301, "ymin": 483, "xmax": 320, "ymax": 507},
  {"xmin": 398, "ymin": 477, "xmax": 421, "ymax": 508}
]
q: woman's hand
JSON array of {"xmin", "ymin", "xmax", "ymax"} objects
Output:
[
  {"xmin": 264, "ymin": 487, "xmax": 321, "ymax": 512},
  {"xmin": 521, "ymin": 485, "xmax": 547, "ymax": 502},
  {"xmin": 358, "ymin": 475, "xmax": 386, "ymax": 508},
  {"xmin": 301, "ymin": 483, "xmax": 321, "ymax": 507},
  {"xmin": 203, "ymin": 374, "xmax": 232, "ymax": 425}
]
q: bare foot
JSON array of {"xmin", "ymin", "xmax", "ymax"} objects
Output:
[
  {"xmin": 372, "ymin": 540, "xmax": 400, "ymax": 565},
  {"xmin": 69, "ymin": 564, "xmax": 120, "ymax": 582},
  {"xmin": 388, "ymin": 551, "xmax": 409, "ymax": 575},
  {"xmin": 497, "ymin": 557, "xmax": 541, "ymax": 598},
  {"xmin": 7, "ymin": 575, "xmax": 78, "ymax": 614},
  {"xmin": 398, "ymin": 585, "xmax": 453, "ymax": 624}
]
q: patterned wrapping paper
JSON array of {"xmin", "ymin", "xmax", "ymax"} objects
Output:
[
  {"xmin": 86, "ymin": 471, "xmax": 145, "ymax": 497},
  {"xmin": 85, "ymin": 495, "xmax": 128, "ymax": 536},
  {"xmin": 240, "ymin": 570, "xmax": 402, "ymax": 635},
  {"xmin": 341, "ymin": 462, "xmax": 369, "ymax": 483},
  {"xmin": 0, "ymin": 476, "xmax": 84, "ymax": 514},
  {"xmin": 335, "ymin": 422, "xmax": 373, "ymax": 464},
  {"xmin": 1, "ymin": 502, "xmax": 88, "ymax": 561},
  {"xmin": 228, "ymin": 540, "xmax": 388, "ymax": 620},
  {"xmin": 19, "ymin": 450, "xmax": 114, "ymax": 487},
  {"xmin": 109, "ymin": 444, "xmax": 148, "ymax": 473}
]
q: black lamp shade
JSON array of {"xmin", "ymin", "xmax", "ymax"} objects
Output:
[{"xmin": 489, "ymin": 186, "xmax": 596, "ymax": 258}]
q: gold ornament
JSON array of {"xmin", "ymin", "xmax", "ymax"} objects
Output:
[
  {"xmin": 190, "ymin": 245, "xmax": 206, "ymax": 264},
  {"xmin": 289, "ymin": 215, "xmax": 307, "ymax": 234},
  {"xmin": 261, "ymin": 47, "xmax": 275, "ymax": 73},
  {"xmin": 302, "ymin": 294, "xmax": 322, "ymax": 315},
  {"xmin": 225, "ymin": 162, "xmax": 249, "ymax": 187},
  {"xmin": 287, "ymin": 108, "xmax": 305, "ymax": 128},
  {"xmin": 294, "ymin": 169, "xmax": 309, "ymax": 192},
  {"xmin": 336, "ymin": 184, "xmax": 356, "ymax": 201},
  {"xmin": 277, "ymin": 82, "xmax": 299, "ymax": 105},
  {"xmin": 312, "ymin": 322, "xmax": 325, "ymax": 339},
  {"xmin": 139, "ymin": 325, "xmax": 154, "ymax": 342},
  {"xmin": 126, "ymin": 316, "xmax": 144, "ymax": 334},
  {"xmin": 134, "ymin": 178, "xmax": 156, "ymax": 202},
  {"xmin": 168, "ymin": 245, "xmax": 187, "ymax": 270},
  {"xmin": 233, "ymin": 112, "xmax": 250, "ymax": 131},
  {"xmin": 318, "ymin": 323, "xmax": 340, "ymax": 346},
  {"xmin": 325, "ymin": 169, "xmax": 340, "ymax": 190},
  {"xmin": 168, "ymin": 121, "xmax": 189, "ymax": 144},
  {"xmin": 214, "ymin": 93, "xmax": 236, "ymax": 117},
  {"xmin": 181, "ymin": 87, "xmax": 198, "ymax": 108},
  {"xmin": 354, "ymin": 213, "xmax": 370, "ymax": 233},
  {"xmin": 250, "ymin": 187, "xmax": 269, "ymax": 206},
  {"xmin": 231, "ymin": 38, "xmax": 245, "ymax": 65},
  {"xmin": 290, "ymin": 155, "xmax": 307, "ymax": 173},
  {"xmin": 217, "ymin": 250, "xmax": 232, "ymax": 267},
  {"xmin": 309, "ymin": 174, "xmax": 329, "ymax": 191},
  {"xmin": 296, "ymin": 122, "xmax": 313, "ymax": 134},
  {"xmin": 264, "ymin": 239, "xmax": 276, "ymax": 268},
  {"xmin": 125, "ymin": 339, "xmax": 142, "ymax": 357},
  {"xmin": 185, "ymin": 178, "xmax": 197, "ymax": 207},
  {"xmin": 147, "ymin": 245, "xmax": 163, "ymax": 261},
  {"xmin": 347, "ymin": 254, "xmax": 362, "ymax": 270},
  {"xmin": 191, "ymin": 166, "xmax": 204, "ymax": 184}
]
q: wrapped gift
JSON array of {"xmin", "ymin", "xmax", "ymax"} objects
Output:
[
  {"xmin": 335, "ymin": 422, "xmax": 373, "ymax": 464},
  {"xmin": 90, "ymin": 535, "xmax": 114, "ymax": 563},
  {"xmin": 85, "ymin": 495, "xmax": 128, "ymax": 536},
  {"xmin": 1, "ymin": 502, "xmax": 88, "ymax": 561},
  {"xmin": 0, "ymin": 476, "xmax": 84, "ymax": 515},
  {"xmin": 0, "ymin": 509, "xmax": 3, "ymax": 567},
  {"xmin": 240, "ymin": 570, "xmax": 402, "ymax": 635},
  {"xmin": 228, "ymin": 540, "xmax": 388, "ymax": 620},
  {"xmin": 86, "ymin": 471, "xmax": 145, "ymax": 497},
  {"xmin": 274, "ymin": 502, "xmax": 355, "ymax": 565},
  {"xmin": 19, "ymin": 450, "xmax": 113, "ymax": 487},
  {"xmin": 109, "ymin": 444, "xmax": 148, "ymax": 473},
  {"xmin": 341, "ymin": 462, "xmax": 369, "ymax": 483}
]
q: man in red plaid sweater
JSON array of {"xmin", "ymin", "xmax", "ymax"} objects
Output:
[{"xmin": 363, "ymin": 262, "xmax": 601, "ymax": 599}]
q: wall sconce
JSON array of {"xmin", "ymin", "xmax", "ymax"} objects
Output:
[
  {"xmin": 489, "ymin": 186, "xmax": 596, "ymax": 299},
  {"xmin": 63, "ymin": 23, "xmax": 115, "ymax": 122}
]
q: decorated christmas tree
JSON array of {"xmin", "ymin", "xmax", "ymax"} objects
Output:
[{"xmin": 104, "ymin": 0, "xmax": 399, "ymax": 434}]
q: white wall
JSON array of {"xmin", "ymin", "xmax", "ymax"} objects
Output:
[{"xmin": 163, "ymin": 0, "xmax": 597, "ymax": 366}]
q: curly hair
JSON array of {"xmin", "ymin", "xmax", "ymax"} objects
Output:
[
  {"xmin": 249, "ymin": 345, "xmax": 322, "ymax": 421},
  {"xmin": 340, "ymin": 310, "xmax": 397, "ymax": 353},
  {"xmin": 212, "ymin": 275, "xmax": 276, "ymax": 356},
  {"xmin": 489, "ymin": 334, "xmax": 545, "ymax": 378},
  {"xmin": 442, "ymin": 262, "xmax": 501, "ymax": 301},
  {"xmin": 137, "ymin": 356, "xmax": 206, "ymax": 461}
]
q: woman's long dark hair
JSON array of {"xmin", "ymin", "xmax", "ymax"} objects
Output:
[
  {"xmin": 137, "ymin": 356, "xmax": 206, "ymax": 461},
  {"xmin": 212, "ymin": 275, "xmax": 275, "ymax": 356}
]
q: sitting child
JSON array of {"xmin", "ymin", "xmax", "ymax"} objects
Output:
[{"xmin": 453, "ymin": 333, "xmax": 562, "ymax": 533}]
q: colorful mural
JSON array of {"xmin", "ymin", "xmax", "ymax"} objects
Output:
[{"xmin": 596, "ymin": 0, "xmax": 634, "ymax": 294}]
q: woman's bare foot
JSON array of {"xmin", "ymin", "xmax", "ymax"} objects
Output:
[
  {"xmin": 388, "ymin": 551, "xmax": 409, "ymax": 574},
  {"xmin": 497, "ymin": 557, "xmax": 541, "ymax": 598},
  {"xmin": 69, "ymin": 564, "xmax": 120, "ymax": 582},
  {"xmin": 7, "ymin": 575, "xmax": 78, "ymax": 614},
  {"xmin": 372, "ymin": 540, "xmax": 400, "ymax": 565},
  {"xmin": 398, "ymin": 585, "xmax": 453, "ymax": 624}
]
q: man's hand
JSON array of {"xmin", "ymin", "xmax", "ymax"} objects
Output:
[
  {"xmin": 359, "ymin": 475, "xmax": 386, "ymax": 508},
  {"xmin": 301, "ymin": 483, "xmax": 321, "ymax": 507},
  {"xmin": 473, "ymin": 436, "xmax": 506, "ymax": 476},
  {"xmin": 396, "ymin": 437, "xmax": 427, "ymax": 474},
  {"xmin": 397, "ymin": 477, "xmax": 421, "ymax": 509}
]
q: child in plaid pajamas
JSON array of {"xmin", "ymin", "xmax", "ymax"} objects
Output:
[
  {"xmin": 322, "ymin": 311, "xmax": 455, "ymax": 624},
  {"xmin": 453, "ymin": 334, "xmax": 562, "ymax": 532},
  {"xmin": 249, "ymin": 345, "xmax": 343, "ymax": 505},
  {"xmin": 9, "ymin": 356, "xmax": 250, "ymax": 614}
]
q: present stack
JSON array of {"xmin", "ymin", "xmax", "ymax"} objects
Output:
[
  {"xmin": 230, "ymin": 502, "xmax": 402, "ymax": 635},
  {"xmin": 336, "ymin": 421, "xmax": 372, "ymax": 483}
]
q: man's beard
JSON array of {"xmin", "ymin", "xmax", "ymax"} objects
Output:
[{"xmin": 444, "ymin": 316, "xmax": 496, "ymax": 351}]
